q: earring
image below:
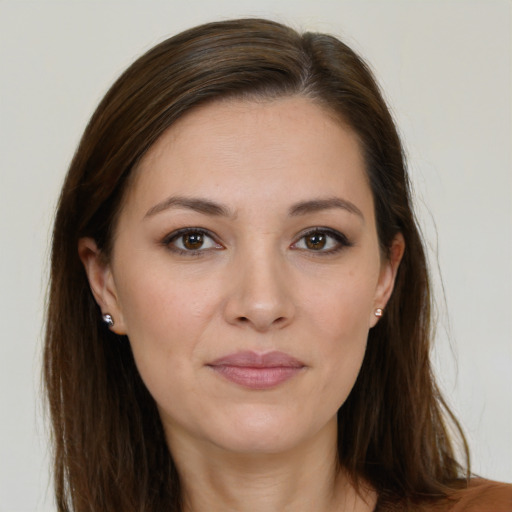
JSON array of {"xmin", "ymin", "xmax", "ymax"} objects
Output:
[
  {"xmin": 374, "ymin": 308, "xmax": 383, "ymax": 318},
  {"xmin": 102, "ymin": 313, "xmax": 114, "ymax": 327}
]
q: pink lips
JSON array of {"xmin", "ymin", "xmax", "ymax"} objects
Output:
[{"xmin": 207, "ymin": 351, "xmax": 305, "ymax": 390}]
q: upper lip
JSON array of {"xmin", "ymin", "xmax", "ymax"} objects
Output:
[{"xmin": 208, "ymin": 350, "xmax": 305, "ymax": 368}]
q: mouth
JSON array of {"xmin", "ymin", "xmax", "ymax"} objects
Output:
[{"xmin": 207, "ymin": 351, "xmax": 306, "ymax": 390}]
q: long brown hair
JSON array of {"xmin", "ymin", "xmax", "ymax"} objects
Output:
[{"xmin": 44, "ymin": 18, "xmax": 469, "ymax": 511}]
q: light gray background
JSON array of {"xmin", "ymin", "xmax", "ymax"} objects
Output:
[{"xmin": 1, "ymin": 1, "xmax": 510, "ymax": 510}]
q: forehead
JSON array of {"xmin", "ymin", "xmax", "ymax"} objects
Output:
[{"xmin": 124, "ymin": 96, "xmax": 373, "ymax": 219}]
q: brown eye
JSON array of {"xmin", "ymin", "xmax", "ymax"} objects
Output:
[
  {"xmin": 305, "ymin": 232, "xmax": 327, "ymax": 250},
  {"xmin": 183, "ymin": 232, "xmax": 204, "ymax": 250},
  {"xmin": 165, "ymin": 229, "xmax": 221, "ymax": 254},
  {"xmin": 292, "ymin": 228, "xmax": 351, "ymax": 254}
]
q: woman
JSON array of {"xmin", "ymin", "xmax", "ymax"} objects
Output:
[{"xmin": 44, "ymin": 18, "xmax": 511, "ymax": 511}]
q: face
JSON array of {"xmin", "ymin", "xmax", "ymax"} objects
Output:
[{"xmin": 80, "ymin": 96, "xmax": 402, "ymax": 456}]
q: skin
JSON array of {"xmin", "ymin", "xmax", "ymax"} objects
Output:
[{"xmin": 80, "ymin": 96, "xmax": 404, "ymax": 512}]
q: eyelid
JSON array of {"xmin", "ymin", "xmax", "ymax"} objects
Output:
[
  {"xmin": 162, "ymin": 227, "xmax": 224, "ymax": 255},
  {"xmin": 291, "ymin": 227, "xmax": 353, "ymax": 254},
  {"xmin": 161, "ymin": 226, "xmax": 351, "ymax": 256}
]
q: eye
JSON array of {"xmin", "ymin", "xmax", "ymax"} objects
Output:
[
  {"xmin": 163, "ymin": 228, "xmax": 223, "ymax": 254},
  {"xmin": 292, "ymin": 228, "xmax": 351, "ymax": 254}
]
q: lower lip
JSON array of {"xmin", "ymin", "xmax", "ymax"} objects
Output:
[{"xmin": 209, "ymin": 365, "xmax": 303, "ymax": 389}]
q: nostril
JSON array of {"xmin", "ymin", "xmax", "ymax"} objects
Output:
[{"xmin": 235, "ymin": 316, "xmax": 288, "ymax": 329}]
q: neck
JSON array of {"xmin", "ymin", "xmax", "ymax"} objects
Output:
[{"xmin": 166, "ymin": 420, "xmax": 376, "ymax": 512}]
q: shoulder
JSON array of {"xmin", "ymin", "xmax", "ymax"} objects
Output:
[
  {"xmin": 426, "ymin": 479, "xmax": 512, "ymax": 512},
  {"xmin": 377, "ymin": 480, "xmax": 512, "ymax": 512},
  {"xmin": 450, "ymin": 479, "xmax": 512, "ymax": 511}
]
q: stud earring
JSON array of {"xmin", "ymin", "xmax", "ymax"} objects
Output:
[
  {"xmin": 374, "ymin": 308, "xmax": 383, "ymax": 318},
  {"xmin": 102, "ymin": 313, "xmax": 114, "ymax": 327}
]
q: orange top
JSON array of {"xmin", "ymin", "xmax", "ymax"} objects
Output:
[
  {"xmin": 436, "ymin": 479, "xmax": 512, "ymax": 512},
  {"xmin": 377, "ymin": 480, "xmax": 512, "ymax": 511}
]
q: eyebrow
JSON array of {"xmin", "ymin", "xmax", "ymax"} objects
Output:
[
  {"xmin": 144, "ymin": 195, "xmax": 363, "ymax": 220},
  {"xmin": 289, "ymin": 197, "xmax": 364, "ymax": 220},
  {"xmin": 144, "ymin": 196, "xmax": 234, "ymax": 219}
]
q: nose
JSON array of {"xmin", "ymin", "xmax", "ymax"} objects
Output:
[{"xmin": 223, "ymin": 246, "xmax": 295, "ymax": 332}]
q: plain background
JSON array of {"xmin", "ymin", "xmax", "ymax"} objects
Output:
[{"xmin": 0, "ymin": 1, "xmax": 510, "ymax": 510}]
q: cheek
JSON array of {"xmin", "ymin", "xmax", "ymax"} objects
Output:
[
  {"xmin": 116, "ymin": 257, "xmax": 221, "ymax": 339},
  {"xmin": 301, "ymin": 268, "xmax": 378, "ymax": 396},
  {"xmin": 316, "ymin": 300, "xmax": 369, "ymax": 388},
  {"xmin": 305, "ymin": 265, "xmax": 378, "ymax": 342},
  {"xmin": 113, "ymin": 261, "xmax": 223, "ymax": 392}
]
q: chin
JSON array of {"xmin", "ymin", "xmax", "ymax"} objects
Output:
[
  {"xmin": 212, "ymin": 427, "xmax": 305, "ymax": 456},
  {"xmin": 199, "ymin": 404, "xmax": 335, "ymax": 456}
]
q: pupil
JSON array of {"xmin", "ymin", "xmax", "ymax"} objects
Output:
[
  {"xmin": 306, "ymin": 233, "xmax": 326, "ymax": 250},
  {"xmin": 184, "ymin": 233, "xmax": 203, "ymax": 249}
]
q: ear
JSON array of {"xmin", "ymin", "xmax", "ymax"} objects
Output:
[
  {"xmin": 370, "ymin": 233, "xmax": 405, "ymax": 327},
  {"xmin": 78, "ymin": 237, "xmax": 127, "ymax": 335}
]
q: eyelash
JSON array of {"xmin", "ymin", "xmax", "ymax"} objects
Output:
[
  {"xmin": 161, "ymin": 227, "xmax": 352, "ymax": 256},
  {"xmin": 162, "ymin": 228, "xmax": 222, "ymax": 256},
  {"xmin": 292, "ymin": 228, "xmax": 353, "ymax": 255}
]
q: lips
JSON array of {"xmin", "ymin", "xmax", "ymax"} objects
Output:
[{"xmin": 207, "ymin": 351, "xmax": 305, "ymax": 390}]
